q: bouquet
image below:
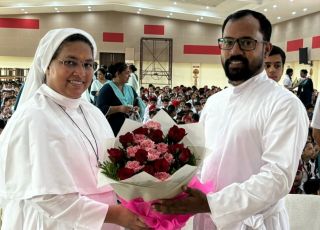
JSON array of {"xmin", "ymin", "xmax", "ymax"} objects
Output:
[{"xmin": 98, "ymin": 110, "xmax": 212, "ymax": 229}]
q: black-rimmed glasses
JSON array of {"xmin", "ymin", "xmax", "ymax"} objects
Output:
[
  {"xmin": 218, "ymin": 37, "xmax": 265, "ymax": 51},
  {"xmin": 57, "ymin": 58, "xmax": 94, "ymax": 72}
]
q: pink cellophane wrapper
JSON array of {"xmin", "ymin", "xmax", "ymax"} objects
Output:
[{"xmin": 119, "ymin": 177, "xmax": 215, "ymax": 230}]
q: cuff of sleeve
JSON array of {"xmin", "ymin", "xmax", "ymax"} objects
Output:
[{"xmin": 75, "ymin": 196, "xmax": 108, "ymax": 230}]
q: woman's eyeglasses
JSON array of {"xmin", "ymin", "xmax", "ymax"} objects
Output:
[{"xmin": 57, "ymin": 58, "xmax": 94, "ymax": 71}]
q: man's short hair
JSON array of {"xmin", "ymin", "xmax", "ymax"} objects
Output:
[
  {"xmin": 222, "ymin": 9, "xmax": 272, "ymax": 42},
  {"xmin": 301, "ymin": 69, "xmax": 308, "ymax": 75},
  {"xmin": 269, "ymin": 45, "xmax": 286, "ymax": 65},
  {"xmin": 286, "ymin": 68, "xmax": 293, "ymax": 75}
]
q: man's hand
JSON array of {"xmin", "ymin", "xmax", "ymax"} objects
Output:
[{"xmin": 153, "ymin": 186, "xmax": 211, "ymax": 214}]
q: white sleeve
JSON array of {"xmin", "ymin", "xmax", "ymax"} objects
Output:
[
  {"xmin": 28, "ymin": 193, "xmax": 108, "ymax": 229},
  {"xmin": 206, "ymin": 98, "xmax": 309, "ymax": 228},
  {"xmin": 283, "ymin": 77, "xmax": 290, "ymax": 87},
  {"xmin": 311, "ymin": 96, "xmax": 320, "ymax": 128}
]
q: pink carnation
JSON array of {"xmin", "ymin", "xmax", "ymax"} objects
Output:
[
  {"xmin": 154, "ymin": 172, "xmax": 170, "ymax": 181},
  {"xmin": 125, "ymin": 161, "xmax": 144, "ymax": 173},
  {"xmin": 140, "ymin": 139, "xmax": 155, "ymax": 150},
  {"xmin": 156, "ymin": 143, "xmax": 168, "ymax": 154},
  {"xmin": 134, "ymin": 134, "xmax": 146, "ymax": 144},
  {"xmin": 127, "ymin": 145, "xmax": 140, "ymax": 158},
  {"xmin": 164, "ymin": 153, "xmax": 174, "ymax": 164},
  {"xmin": 143, "ymin": 120, "xmax": 161, "ymax": 130},
  {"xmin": 147, "ymin": 148, "xmax": 162, "ymax": 161}
]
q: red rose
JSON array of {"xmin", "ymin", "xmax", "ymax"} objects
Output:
[
  {"xmin": 143, "ymin": 164, "xmax": 155, "ymax": 176},
  {"xmin": 167, "ymin": 125, "xmax": 187, "ymax": 143},
  {"xmin": 135, "ymin": 149, "xmax": 148, "ymax": 163},
  {"xmin": 168, "ymin": 143, "xmax": 185, "ymax": 154},
  {"xmin": 117, "ymin": 167, "xmax": 135, "ymax": 180},
  {"xmin": 149, "ymin": 129, "xmax": 164, "ymax": 143},
  {"xmin": 153, "ymin": 158, "xmax": 170, "ymax": 172},
  {"xmin": 178, "ymin": 148, "xmax": 191, "ymax": 163},
  {"xmin": 133, "ymin": 127, "xmax": 149, "ymax": 135},
  {"xmin": 108, "ymin": 148, "xmax": 123, "ymax": 163},
  {"xmin": 119, "ymin": 132, "xmax": 134, "ymax": 148}
]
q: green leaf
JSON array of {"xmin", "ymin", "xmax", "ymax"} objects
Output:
[{"xmin": 100, "ymin": 160, "xmax": 119, "ymax": 181}]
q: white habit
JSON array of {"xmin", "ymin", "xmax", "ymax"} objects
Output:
[
  {"xmin": 0, "ymin": 84, "xmax": 120, "ymax": 230},
  {"xmin": 195, "ymin": 72, "xmax": 309, "ymax": 230}
]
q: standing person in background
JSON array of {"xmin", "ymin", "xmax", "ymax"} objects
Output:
[
  {"xmin": 283, "ymin": 68, "xmax": 294, "ymax": 89},
  {"xmin": 298, "ymin": 69, "xmax": 314, "ymax": 107},
  {"xmin": 90, "ymin": 68, "xmax": 108, "ymax": 104},
  {"xmin": 127, "ymin": 64, "xmax": 140, "ymax": 94},
  {"xmin": 265, "ymin": 45, "xmax": 286, "ymax": 82},
  {"xmin": 155, "ymin": 9, "xmax": 308, "ymax": 230},
  {"xmin": 96, "ymin": 62, "xmax": 145, "ymax": 136},
  {"xmin": 0, "ymin": 28, "xmax": 147, "ymax": 230}
]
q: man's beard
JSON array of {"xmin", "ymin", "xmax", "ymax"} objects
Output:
[{"xmin": 222, "ymin": 55, "xmax": 261, "ymax": 82}]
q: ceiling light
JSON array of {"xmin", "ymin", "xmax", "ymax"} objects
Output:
[
  {"xmin": 290, "ymin": 0, "xmax": 294, "ymax": 2},
  {"xmin": 196, "ymin": 19, "xmax": 200, "ymax": 22},
  {"xmin": 264, "ymin": 8, "xmax": 267, "ymax": 12},
  {"xmin": 88, "ymin": 9, "xmax": 91, "ymax": 11},
  {"xmin": 24, "ymin": 11, "xmax": 28, "ymax": 14},
  {"xmin": 277, "ymin": 16, "xmax": 281, "ymax": 19},
  {"xmin": 21, "ymin": 9, "xmax": 24, "ymax": 11},
  {"xmin": 303, "ymin": 8, "xmax": 308, "ymax": 11},
  {"xmin": 137, "ymin": 11, "xmax": 140, "ymax": 14},
  {"xmin": 292, "ymin": 11, "xmax": 296, "ymax": 15},
  {"xmin": 167, "ymin": 15, "xmax": 170, "ymax": 18},
  {"xmin": 206, "ymin": 6, "xmax": 210, "ymax": 9},
  {"xmin": 138, "ymin": 8, "xmax": 142, "ymax": 11},
  {"xmin": 273, "ymin": 5, "xmax": 277, "ymax": 8},
  {"xmin": 54, "ymin": 7, "xmax": 58, "ymax": 10},
  {"xmin": 88, "ymin": 6, "xmax": 91, "ymax": 9},
  {"xmin": 200, "ymin": 16, "xmax": 204, "ymax": 20},
  {"xmin": 170, "ymin": 12, "xmax": 173, "ymax": 16},
  {"xmin": 173, "ymin": 2, "xmax": 177, "ymax": 5}
]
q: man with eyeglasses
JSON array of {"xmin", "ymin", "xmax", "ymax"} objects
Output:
[
  {"xmin": 154, "ymin": 9, "xmax": 308, "ymax": 230},
  {"xmin": 264, "ymin": 45, "xmax": 286, "ymax": 82}
]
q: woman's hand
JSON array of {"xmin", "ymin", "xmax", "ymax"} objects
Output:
[
  {"xmin": 106, "ymin": 205, "xmax": 149, "ymax": 230},
  {"xmin": 120, "ymin": 105, "xmax": 133, "ymax": 114}
]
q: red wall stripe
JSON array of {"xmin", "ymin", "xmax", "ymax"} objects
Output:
[
  {"xmin": 312, "ymin": 36, "xmax": 320, "ymax": 49},
  {"xmin": 144, "ymin": 25, "xmax": 164, "ymax": 35},
  {"xmin": 286, "ymin": 39, "xmax": 303, "ymax": 52},
  {"xmin": 103, "ymin": 32, "xmax": 124, "ymax": 42},
  {"xmin": 184, "ymin": 45, "xmax": 221, "ymax": 55},
  {"xmin": 0, "ymin": 18, "xmax": 39, "ymax": 29}
]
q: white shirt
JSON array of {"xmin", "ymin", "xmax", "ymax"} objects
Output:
[
  {"xmin": 311, "ymin": 95, "xmax": 320, "ymax": 129},
  {"xmin": 127, "ymin": 73, "xmax": 140, "ymax": 94},
  {"xmin": 0, "ymin": 84, "xmax": 120, "ymax": 230},
  {"xmin": 196, "ymin": 72, "xmax": 309, "ymax": 230},
  {"xmin": 283, "ymin": 74, "xmax": 292, "ymax": 88}
]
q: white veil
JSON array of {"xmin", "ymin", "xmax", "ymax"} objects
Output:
[{"xmin": 18, "ymin": 28, "xmax": 97, "ymax": 107}]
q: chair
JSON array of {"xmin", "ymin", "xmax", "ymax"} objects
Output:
[{"xmin": 285, "ymin": 194, "xmax": 320, "ymax": 230}]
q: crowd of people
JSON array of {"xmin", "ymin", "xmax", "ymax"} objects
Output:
[{"xmin": 0, "ymin": 9, "xmax": 319, "ymax": 230}]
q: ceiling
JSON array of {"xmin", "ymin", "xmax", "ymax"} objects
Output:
[{"xmin": 0, "ymin": 0, "xmax": 319, "ymax": 25}]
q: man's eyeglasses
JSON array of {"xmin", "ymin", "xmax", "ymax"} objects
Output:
[
  {"xmin": 57, "ymin": 58, "xmax": 94, "ymax": 71},
  {"xmin": 218, "ymin": 37, "xmax": 265, "ymax": 51}
]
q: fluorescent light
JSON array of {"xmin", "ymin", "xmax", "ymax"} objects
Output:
[
  {"xmin": 21, "ymin": 9, "xmax": 25, "ymax": 11},
  {"xmin": 170, "ymin": 12, "xmax": 173, "ymax": 15},
  {"xmin": 173, "ymin": 2, "xmax": 177, "ymax": 5},
  {"xmin": 264, "ymin": 9, "xmax": 268, "ymax": 12},
  {"xmin": 88, "ymin": 6, "xmax": 91, "ymax": 9},
  {"xmin": 292, "ymin": 11, "xmax": 296, "ymax": 15},
  {"xmin": 138, "ymin": 8, "xmax": 142, "ymax": 11},
  {"xmin": 277, "ymin": 16, "xmax": 281, "ymax": 19},
  {"xmin": 206, "ymin": 6, "xmax": 210, "ymax": 9},
  {"xmin": 303, "ymin": 8, "xmax": 308, "ymax": 11},
  {"xmin": 273, "ymin": 5, "xmax": 277, "ymax": 8},
  {"xmin": 200, "ymin": 16, "xmax": 204, "ymax": 20},
  {"xmin": 196, "ymin": 18, "xmax": 200, "ymax": 22}
]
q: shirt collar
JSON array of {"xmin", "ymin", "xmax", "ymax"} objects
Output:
[{"xmin": 231, "ymin": 71, "xmax": 267, "ymax": 94}]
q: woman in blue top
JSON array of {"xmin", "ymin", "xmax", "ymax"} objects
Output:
[{"xmin": 96, "ymin": 62, "xmax": 145, "ymax": 136}]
